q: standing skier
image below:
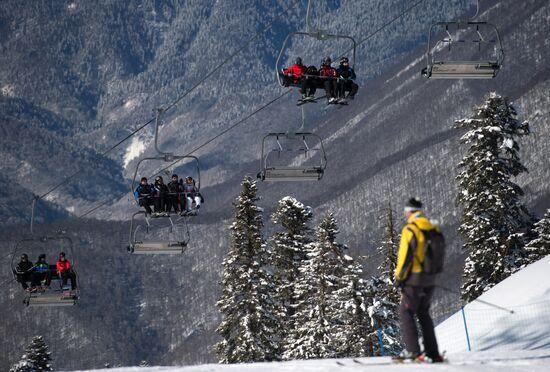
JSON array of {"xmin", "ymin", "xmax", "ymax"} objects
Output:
[{"xmin": 394, "ymin": 198, "xmax": 444, "ymax": 363}]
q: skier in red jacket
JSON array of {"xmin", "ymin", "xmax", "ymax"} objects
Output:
[
  {"xmin": 56, "ymin": 252, "xmax": 77, "ymax": 290},
  {"xmin": 318, "ymin": 57, "xmax": 338, "ymax": 103},
  {"xmin": 282, "ymin": 57, "xmax": 316, "ymax": 100}
]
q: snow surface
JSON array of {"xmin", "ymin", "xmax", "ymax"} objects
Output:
[
  {"xmin": 71, "ymin": 350, "xmax": 550, "ymax": 372},
  {"xmin": 436, "ymin": 256, "xmax": 550, "ymax": 353}
]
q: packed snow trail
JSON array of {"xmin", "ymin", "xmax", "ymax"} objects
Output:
[
  {"xmin": 436, "ymin": 256, "xmax": 550, "ymax": 353},
  {"xmin": 72, "ymin": 350, "xmax": 550, "ymax": 371}
]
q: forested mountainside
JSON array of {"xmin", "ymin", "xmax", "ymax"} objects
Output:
[
  {"xmin": 0, "ymin": 0, "xmax": 470, "ymax": 220},
  {"xmin": 0, "ymin": 0, "xmax": 549, "ymax": 371}
]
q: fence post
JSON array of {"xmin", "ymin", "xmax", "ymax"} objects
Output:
[
  {"xmin": 376, "ymin": 329, "xmax": 386, "ymax": 356},
  {"xmin": 461, "ymin": 306, "xmax": 472, "ymax": 351}
]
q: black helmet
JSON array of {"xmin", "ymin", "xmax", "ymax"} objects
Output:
[
  {"xmin": 322, "ymin": 57, "xmax": 332, "ymax": 65},
  {"xmin": 38, "ymin": 253, "xmax": 46, "ymax": 260},
  {"xmin": 340, "ymin": 57, "xmax": 349, "ymax": 65},
  {"xmin": 186, "ymin": 176, "xmax": 194, "ymax": 182},
  {"xmin": 155, "ymin": 176, "xmax": 163, "ymax": 182},
  {"xmin": 140, "ymin": 177, "xmax": 147, "ymax": 183},
  {"xmin": 295, "ymin": 57, "xmax": 303, "ymax": 65},
  {"xmin": 21, "ymin": 253, "xmax": 28, "ymax": 260},
  {"xmin": 171, "ymin": 174, "xmax": 178, "ymax": 179},
  {"xmin": 59, "ymin": 252, "xmax": 66, "ymax": 257}
]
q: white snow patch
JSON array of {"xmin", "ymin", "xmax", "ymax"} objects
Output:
[
  {"xmin": 124, "ymin": 99, "xmax": 138, "ymax": 111},
  {"xmin": 123, "ymin": 137, "xmax": 146, "ymax": 169},
  {"xmin": 1, "ymin": 84, "xmax": 15, "ymax": 97},
  {"xmin": 65, "ymin": 206, "xmax": 75, "ymax": 214},
  {"xmin": 70, "ymin": 350, "xmax": 550, "ymax": 371},
  {"xmin": 67, "ymin": 3, "xmax": 77, "ymax": 10},
  {"xmin": 436, "ymin": 256, "xmax": 550, "ymax": 353}
]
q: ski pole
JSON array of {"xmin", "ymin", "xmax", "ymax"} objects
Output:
[{"xmin": 435, "ymin": 285, "xmax": 515, "ymax": 314}]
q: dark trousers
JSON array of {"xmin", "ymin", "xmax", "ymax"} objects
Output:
[
  {"xmin": 61, "ymin": 270, "xmax": 77, "ymax": 290},
  {"xmin": 31, "ymin": 271, "xmax": 51, "ymax": 287},
  {"xmin": 154, "ymin": 194, "xmax": 169, "ymax": 212},
  {"xmin": 300, "ymin": 78, "xmax": 317, "ymax": 97},
  {"xmin": 139, "ymin": 198, "xmax": 153, "ymax": 214},
  {"xmin": 323, "ymin": 80, "xmax": 337, "ymax": 98},
  {"xmin": 16, "ymin": 273, "xmax": 32, "ymax": 289},
  {"xmin": 168, "ymin": 196, "xmax": 182, "ymax": 213},
  {"xmin": 337, "ymin": 80, "xmax": 358, "ymax": 98},
  {"xmin": 399, "ymin": 286, "xmax": 440, "ymax": 358}
]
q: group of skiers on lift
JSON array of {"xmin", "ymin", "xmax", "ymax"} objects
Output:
[
  {"xmin": 14, "ymin": 252, "xmax": 77, "ymax": 292},
  {"xmin": 134, "ymin": 174, "xmax": 203, "ymax": 216},
  {"xmin": 282, "ymin": 56, "xmax": 358, "ymax": 103}
]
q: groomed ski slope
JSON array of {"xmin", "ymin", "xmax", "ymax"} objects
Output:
[{"xmin": 75, "ymin": 257, "xmax": 550, "ymax": 372}]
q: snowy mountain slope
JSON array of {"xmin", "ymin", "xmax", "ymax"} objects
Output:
[
  {"xmin": 436, "ymin": 256, "xmax": 550, "ymax": 353},
  {"xmin": 73, "ymin": 350, "xmax": 550, "ymax": 372},
  {"xmin": 1, "ymin": 0, "xmax": 549, "ymax": 371}
]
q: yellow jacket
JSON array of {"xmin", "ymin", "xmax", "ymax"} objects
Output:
[{"xmin": 394, "ymin": 211, "xmax": 437, "ymax": 284}]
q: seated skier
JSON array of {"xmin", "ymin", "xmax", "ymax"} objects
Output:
[
  {"xmin": 153, "ymin": 176, "xmax": 169, "ymax": 214},
  {"xmin": 134, "ymin": 177, "xmax": 155, "ymax": 215},
  {"xmin": 181, "ymin": 176, "xmax": 203, "ymax": 215},
  {"xmin": 14, "ymin": 253, "xmax": 34, "ymax": 291},
  {"xmin": 282, "ymin": 57, "xmax": 315, "ymax": 101},
  {"xmin": 318, "ymin": 57, "xmax": 338, "ymax": 104},
  {"xmin": 56, "ymin": 252, "xmax": 77, "ymax": 290},
  {"xmin": 31, "ymin": 254, "xmax": 51, "ymax": 290},
  {"xmin": 336, "ymin": 57, "xmax": 358, "ymax": 102},
  {"xmin": 167, "ymin": 174, "xmax": 184, "ymax": 213}
]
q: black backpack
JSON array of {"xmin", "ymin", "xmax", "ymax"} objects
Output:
[{"xmin": 412, "ymin": 223, "xmax": 446, "ymax": 275}]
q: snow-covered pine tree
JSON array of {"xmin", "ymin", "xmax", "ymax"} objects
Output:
[
  {"xmin": 366, "ymin": 203, "xmax": 402, "ymax": 356},
  {"xmin": 524, "ymin": 209, "xmax": 550, "ymax": 264},
  {"xmin": 331, "ymin": 253, "xmax": 374, "ymax": 358},
  {"xmin": 456, "ymin": 92, "xmax": 533, "ymax": 302},
  {"xmin": 9, "ymin": 357, "xmax": 36, "ymax": 372},
  {"xmin": 283, "ymin": 214, "xmax": 343, "ymax": 359},
  {"xmin": 365, "ymin": 275, "xmax": 402, "ymax": 356},
  {"xmin": 216, "ymin": 176, "xmax": 278, "ymax": 363},
  {"xmin": 23, "ymin": 336, "xmax": 52, "ymax": 371},
  {"xmin": 269, "ymin": 196, "xmax": 313, "ymax": 358}
]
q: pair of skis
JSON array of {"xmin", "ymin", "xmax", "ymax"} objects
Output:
[{"xmin": 296, "ymin": 95, "xmax": 349, "ymax": 107}]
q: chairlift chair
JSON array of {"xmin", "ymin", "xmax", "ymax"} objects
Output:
[
  {"xmin": 11, "ymin": 235, "xmax": 79, "ymax": 307},
  {"xmin": 275, "ymin": 0, "xmax": 357, "ymax": 89},
  {"xmin": 422, "ymin": 0, "xmax": 504, "ymax": 79},
  {"xmin": 257, "ymin": 132, "xmax": 327, "ymax": 182},
  {"xmin": 130, "ymin": 108, "xmax": 201, "ymax": 216},
  {"xmin": 127, "ymin": 211, "xmax": 189, "ymax": 255}
]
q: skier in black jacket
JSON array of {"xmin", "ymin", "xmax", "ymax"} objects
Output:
[
  {"xmin": 134, "ymin": 177, "xmax": 155, "ymax": 214},
  {"xmin": 167, "ymin": 174, "xmax": 184, "ymax": 213},
  {"xmin": 154, "ymin": 176, "xmax": 169, "ymax": 213},
  {"xmin": 336, "ymin": 57, "xmax": 358, "ymax": 102},
  {"xmin": 14, "ymin": 253, "xmax": 34, "ymax": 290}
]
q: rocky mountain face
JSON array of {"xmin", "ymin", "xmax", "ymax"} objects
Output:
[{"xmin": 1, "ymin": 0, "xmax": 549, "ymax": 370}]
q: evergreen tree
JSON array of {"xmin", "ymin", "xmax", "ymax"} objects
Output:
[
  {"xmin": 269, "ymin": 196, "xmax": 313, "ymax": 358},
  {"xmin": 365, "ymin": 275, "xmax": 402, "ymax": 356},
  {"xmin": 367, "ymin": 203, "xmax": 402, "ymax": 356},
  {"xmin": 331, "ymin": 254, "xmax": 374, "ymax": 357},
  {"xmin": 216, "ymin": 176, "xmax": 278, "ymax": 363},
  {"xmin": 524, "ymin": 209, "xmax": 550, "ymax": 264},
  {"xmin": 23, "ymin": 336, "xmax": 52, "ymax": 372},
  {"xmin": 456, "ymin": 92, "xmax": 533, "ymax": 302},
  {"xmin": 283, "ymin": 214, "xmax": 343, "ymax": 359}
]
